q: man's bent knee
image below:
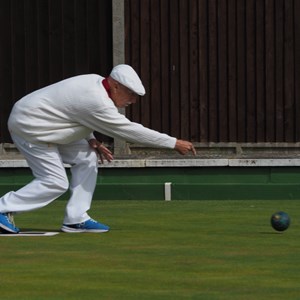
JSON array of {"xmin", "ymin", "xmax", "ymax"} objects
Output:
[{"xmin": 42, "ymin": 176, "xmax": 69, "ymax": 196}]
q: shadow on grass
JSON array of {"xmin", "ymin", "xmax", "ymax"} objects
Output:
[
  {"xmin": 259, "ymin": 231, "xmax": 285, "ymax": 234},
  {"xmin": 21, "ymin": 228, "xmax": 61, "ymax": 232}
]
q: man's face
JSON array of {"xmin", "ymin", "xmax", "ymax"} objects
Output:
[{"xmin": 110, "ymin": 82, "xmax": 139, "ymax": 108}]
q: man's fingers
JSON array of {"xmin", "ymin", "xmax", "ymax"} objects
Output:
[
  {"xmin": 97, "ymin": 147, "xmax": 114, "ymax": 163},
  {"xmin": 175, "ymin": 139, "xmax": 196, "ymax": 156},
  {"xmin": 96, "ymin": 150, "xmax": 104, "ymax": 164},
  {"xmin": 190, "ymin": 145, "xmax": 196, "ymax": 155}
]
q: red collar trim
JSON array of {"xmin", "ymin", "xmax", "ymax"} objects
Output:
[{"xmin": 102, "ymin": 78, "xmax": 111, "ymax": 98}]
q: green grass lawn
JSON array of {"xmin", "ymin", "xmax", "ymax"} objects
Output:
[{"xmin": 1, "ymin": 200, "xmax": 300, "ymax": 300}]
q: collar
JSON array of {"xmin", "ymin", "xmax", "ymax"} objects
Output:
[{"xmin": 102, "ymin": 78, "xmax": 111, "ymax": 98}]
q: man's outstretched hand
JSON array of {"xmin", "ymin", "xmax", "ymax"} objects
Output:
[{"xmin": 174, "ymin": 139, "xmax": 196, "ymax": 156}]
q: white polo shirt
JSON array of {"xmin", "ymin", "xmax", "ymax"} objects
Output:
[{"xmin": 8, "ymin": 74, "xmax": 176, "ymax": 148}]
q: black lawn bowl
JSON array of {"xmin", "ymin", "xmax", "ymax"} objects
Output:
[{"xmin": 270, "ymin": 211, "xmax": 290, "ymax": 232}]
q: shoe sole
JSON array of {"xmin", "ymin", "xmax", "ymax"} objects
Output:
[
  {"xmin": 0, "ymin": 223, "xmax": 19, "ymax": 234},
  {"xmin": 61, "ymin": 226, "xmax": 109, "ymax": 233}
]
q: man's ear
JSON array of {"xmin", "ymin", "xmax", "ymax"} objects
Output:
[
  {"xmin": 108, "ymin": 77, "xmax": 119, "ymax": 94},
  {"xmin": 112, "ymin": 82, "xmax": 120, "ymax": 93}
]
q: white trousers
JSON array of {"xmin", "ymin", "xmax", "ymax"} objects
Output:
[{"xmin": 0, "ymin": 134, "xmax": 98, "ymax": 224}]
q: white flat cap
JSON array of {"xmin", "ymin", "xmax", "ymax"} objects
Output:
[{"xmin": 110, "ymin": 64, "xmax": 146, "ymax": 96}]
